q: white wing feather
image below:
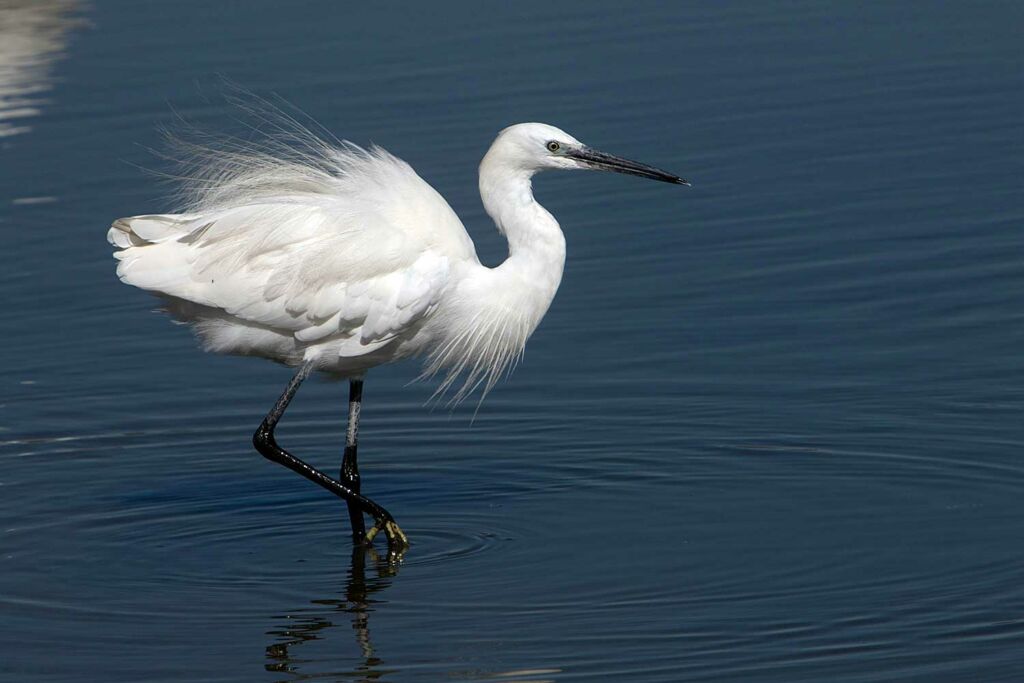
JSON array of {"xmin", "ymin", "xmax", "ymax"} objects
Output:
[{"xmin": 110, "ymin": 139, "xmax": 477, "ymax": 359}]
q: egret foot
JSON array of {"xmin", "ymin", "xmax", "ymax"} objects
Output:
[{"xmin": 365, "ymin": 518, "xmax": 409, "ymax": 550}]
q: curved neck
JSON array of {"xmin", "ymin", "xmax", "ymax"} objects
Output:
[
  {"xmin": 478, "ymin": 156, "xmax": 566, "ymax": 295},
  {"xmin": 420, "ymin": 155, "xmax": 568, "ymax": 402}
]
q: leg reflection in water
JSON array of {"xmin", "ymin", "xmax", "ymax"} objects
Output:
[{"xmin": 264, "ymin": 545, "xmax": 399, "ymax": 680}]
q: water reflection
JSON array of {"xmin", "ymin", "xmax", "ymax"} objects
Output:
[
  {"xmin": 265, "ymin": 546, "xmax": 399, "ymax": 681},
  {"xmin": 0, "ymin": 0, "xmax": 80, "ymax": 138}
]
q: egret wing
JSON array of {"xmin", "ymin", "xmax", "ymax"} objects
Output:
[{"xmin": 111, "ymin": 145, "xmax": 476, "ymax": 356}]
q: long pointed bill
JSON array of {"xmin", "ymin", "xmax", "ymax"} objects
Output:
[{"xmin": 566, "ymin": 146, "xmax": 689, "ymax": 185}]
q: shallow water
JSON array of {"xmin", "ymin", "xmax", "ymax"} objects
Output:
[{"xmin": 2, "ymin": 1, "xmax": 1023, "ymax": 681}]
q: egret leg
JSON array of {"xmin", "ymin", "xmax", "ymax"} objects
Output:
[
  {"xmin": 252, "ymin": 362, "xmax": 408, "ymax": 551},
  {"xmin": 340, "ymin": 379, "xmax": 367, "ymax": 543}
]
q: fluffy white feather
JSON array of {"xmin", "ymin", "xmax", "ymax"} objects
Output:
[{"xmin": 109, "ymin": 106, "xmax": 574, "ymax": 402}]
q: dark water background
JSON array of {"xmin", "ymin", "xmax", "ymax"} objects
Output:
[{"xmin": 2, "ymin": 2, "xmax": 1023, "ymax": 681}]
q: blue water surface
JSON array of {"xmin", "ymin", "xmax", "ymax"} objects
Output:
[{"xmin": 2, "ymin": 2, "xmax": 1023, "ymax": 681}]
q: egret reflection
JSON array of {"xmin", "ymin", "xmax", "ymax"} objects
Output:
[
  {"xmin": 264, "ymin": 546, "xmax": 398, "ymax": 681},
  {"xmin": 0, "ymin": 0, "xmax": 80, "ymax": 138}
]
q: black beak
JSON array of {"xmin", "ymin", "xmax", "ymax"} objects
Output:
[{"xmin": 566, "ymin": 146, "xmax": 689, "ymax": 186}]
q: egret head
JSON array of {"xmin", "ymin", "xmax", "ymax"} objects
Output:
[{"xmin": 487, "ymin": 122, "xmax": 688, "ymax": 185}]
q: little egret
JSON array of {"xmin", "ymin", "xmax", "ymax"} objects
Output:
[{"xmin": 109, "ymin": 118, "xmax": 688, "ymax": 552}]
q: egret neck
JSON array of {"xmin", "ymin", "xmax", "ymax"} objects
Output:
[{"xmin": 478, "ymin": 148, "xmax": 567, "ymax": 322}]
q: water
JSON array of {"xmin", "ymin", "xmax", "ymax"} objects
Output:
[{"xmin": 2, "ymin": 1, "xmax": 1023, "ymax": 680}]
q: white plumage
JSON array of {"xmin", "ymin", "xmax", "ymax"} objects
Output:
[
  {"xmin": 110, "ymin": 141, "xmax": 472, "ymax": 377},
  {"xmin": 107, "ymin": 104, "xmax": 687, "ymax": 549},
  {"xmin": 109, "ymin": 112, "xmax": 686, "ymax": 402}
]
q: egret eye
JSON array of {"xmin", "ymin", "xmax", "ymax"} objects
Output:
[{"xmin": 546, "ymin": 141, "xmax": 560, "ymax": 153}]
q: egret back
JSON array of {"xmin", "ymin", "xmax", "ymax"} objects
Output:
[{"xmin": 109, "ymin": 140, "xmax": 478, "ymax": 361}]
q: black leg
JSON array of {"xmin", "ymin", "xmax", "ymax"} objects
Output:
[
  {"xmin": 340, "ymin": 379, "xmax": 366, "ymax": 543},
  {"xmin": 252, "ymin": 362, "xmax": 408, "ymax": 550}
]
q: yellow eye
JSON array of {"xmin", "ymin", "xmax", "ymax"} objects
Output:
[{"xmin": 546, "ymin": 141, "xmax": 560, "ymax": 152}]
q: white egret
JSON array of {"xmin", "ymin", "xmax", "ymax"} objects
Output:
[{"xmin": 108, "ymin": 115, "xmax": 688, "ymax": 551}]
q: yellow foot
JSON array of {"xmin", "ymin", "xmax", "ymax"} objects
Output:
[
  {"xmin": 365, "ymin": 519, "xmax": 410, "ymax": 549},
  {"xmin": 384, "ymin": 520, "xmax": 409, "ymax": 547}
]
